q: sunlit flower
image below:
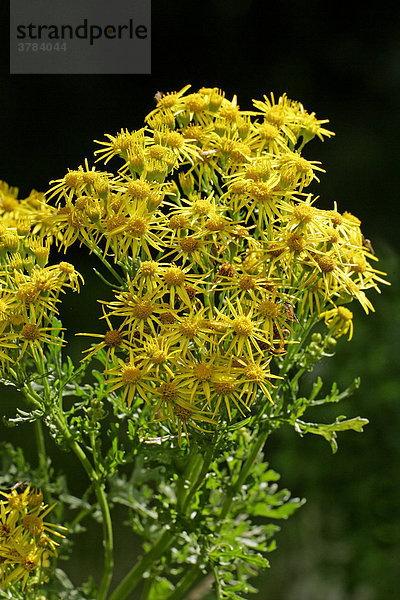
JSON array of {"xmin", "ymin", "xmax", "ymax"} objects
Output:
[
  {"xmin": 105, "ymin": 352, "xmax": 153, "ymax": 408},
  {"xmin": 320, "ymin": 305, "xmax": 354, "ymax": 340}
]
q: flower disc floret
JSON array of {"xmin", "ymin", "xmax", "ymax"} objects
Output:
[
  {"xmin": 232, "ymin": 316, "xmax": 254, "ymax": 336},
  {"xmin": 21, "ymin": 324, "xmax": 41, "ymax": 341},
  {"xmin": 121, "ymin": 365, "xmax": 142, "ymax": 384},
  {"xmin": 158, "ymin": 381, "xmax": 179, "ymax": 402},
  {"xmin": 180, "ymin": 237, "xmax": 200, "ymax": 253},
  {"xmin": 239, "ymin": 275, "xmax": 256, "ymax": 291},
  {"xmin": 179, "ymin": 318, "xmax": 198, "ymax": 338},
  {"xmin": 103, "ymin": 330, "xmax": 124, "ymax": 347},
  {"xmin": 213, "ymin": 380, "xmax": 236, "ymax": 395},
  {"xmin": 193, "ymin": 363, "xmax": 213, "ymax": 381},
  {"xmin": 318, "ymin": 255, "xmax": 336, "ymax": 272},
  {"xmin": 169, "ymin": 214, "xmax": 188, "ymax": 229},
  {"xmin": 293, "ymin": 203, "xmax": 315, "ymax": 222},
  {"xmin": 258, "ymin": 300, "xmax": 280, "ymax": 318},
  {"xmin": 126, "ymin": 217, "xmax": 148, "ymax": 236},
  {"xmin": 244, "ymin": 364, "xmax": 265, "ymax": 381},
  {"xmin": 131, "ymin": 300, "xmax": 155, "ymax": 319},
  {"xmin": 139, "ymin": 261, "xmax": 159, "ymax": 276},
  {"xmin": 286, "ymin": 232, "xmax": 306, "ymax": 252},
  {"xmin": 163, "ymin": 267, "xmax": 186, "ymax": 287}
]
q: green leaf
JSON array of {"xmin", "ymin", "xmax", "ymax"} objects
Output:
[
  {"xmin": 294, "ymin": 416, "xmax": 369, "ymax": 452},
  {"xmin": 310, "ymin": 377, "xmax": 361, "ymax": 406},
  {"xmin": 252, "ymin": 497, "xmax": 305, "ymax": 519},
  {"xmin": 148, "ymin": 577, "xmax": 174, "ymax": 600}
]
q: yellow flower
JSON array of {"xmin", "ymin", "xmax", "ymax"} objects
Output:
[
  {"xmin": 277, "ymin": 150, "xmax": 325, "ymax": 191},
  {"xmin": 6, "ymin": 321, "xmax": 65, "ymax": 363},
  {"xmin": 162, "ymin": 307, "xmax": 210, "ymax": 356},
  {"xmin": 159, "ymin": 263, "xmax": 209, "ymax": 307},
  {"xmin": 0, "ymin": 485, "xmax": 66, "ymax": 591},
  {"xmin": 137, "ymin": 334, "xmax": 178, "ymax": 378},
  {"xmin": 237, "ymin": 355, "xmax": 280, "ymax": 407},
  {"xmin": 99, "ymin": 203, "xmax": 166, "ymax": 262},
  {"xmin": 252, "ymin": 92, "xmax": 298, "ymax": 144},
  {"xmin": 209, "ymin": 372, "xmax": 250, "ymax": 421},
  {"xmin": 160, "ymin": 397, "xmax": 216, "ymax": 447},
  {"xmin": 53, "ymin": 261, "xmax": 84, "ymax": 293},
  {"xmin": 320, "ymin": 306, "xmax": 354, "ymax": 340},
  {"xmin": 94, "ymin": 128, "xmax": 146, "ymax": 165},
  {"xmin": 147, "ymin": 126, "xmax": 201, "ymax": 165},
  {"xmin": 251, "ymin": 119, "xmax": 289, "ymax": 154},
  {"xmin": 173, "ymin": 355, "xmax": 216, "ymax": 404},
  {"xmin": 215, "ymin": 300, "xmax": 269, "ymax": 360},
  {"xmin": 105, "ymin": 352, "xmax": 152, "ymax": 408},
  {"xmin": 78, "ymin": 307, "xmax": 131, "ymax": 367},
  {"xmin": 47, "ymin": 162, "xmax": 112, "ymax": 205},
  {"xmin": 145, "ymin": 85, "xmax": 192, "ymax": 121}
]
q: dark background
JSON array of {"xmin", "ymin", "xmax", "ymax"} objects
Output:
[{"xmin": 1, "ymin": 2, "xmax": 399, "ymax": 599}]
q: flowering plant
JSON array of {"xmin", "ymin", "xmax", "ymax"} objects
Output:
[{"xmin": 0, "ymin": 85, "xmax": 388, "ymax": 599}]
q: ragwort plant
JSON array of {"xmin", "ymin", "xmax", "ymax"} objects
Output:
[{"xmin": 0, "ymin": 85, "xmax": 389, "ymax": 600}]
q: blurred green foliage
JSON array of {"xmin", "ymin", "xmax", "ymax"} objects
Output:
[{"xmin": 254, "ymin": 243, "xmax": 400, "ymax": 600}]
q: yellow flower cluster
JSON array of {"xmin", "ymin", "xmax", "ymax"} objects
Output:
[
  {"xmin": 0, "ymin": 485, "xmax": 65, "ymax": 590},
  {"xmin": 0, "ymin": 182, "xmax": 83, "ymax": 373},
  {"xmin": 0, "ymin": 85, "xmax": 388, "ymax": 443}
]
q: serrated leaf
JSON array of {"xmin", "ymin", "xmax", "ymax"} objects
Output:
[{"xmin": 294, "ymin": 416, "xmax": 368, "ymax": 452}]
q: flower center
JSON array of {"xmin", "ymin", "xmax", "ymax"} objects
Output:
[
  {"xmin": 258, "ymin": 122, "xmax": 279, "ymax": 140},
  {"xmin": 193, "ymin": 364, "xmax": 213, "ymax": 381},
  {"xmin": 169, "ymin": 214, "xmax": 188, "ymax": 229},
  {"xmin": 180, "ymin": 237, "xmax": 200, "ymax": 253},
  {"xmin": 163, "ymin": 267, "xmax": 186, "ymax": 286},
  {"xmin": 139, "ymin": 261, "xmax": 159, "ymax": 276},
  {"xmin": 218, "ymin": 263, "xmax": 235, "ymax": 277},
  {"xmin": 258, "ymin": 300, "xmax": 280, "ymax": 318},
  {"xmin": 239, "ymin": 275, "xmax": 256, "ymax": 291},
  {"xmin": 179, "ymin": 319, "xmax": 198, "ymax": 337},
  {"xmin": 293, "ymin": 204, "xmax": 314, "ymax": 222},
  {"xmin": 158, "ymin": 382, "xmax": 178, "ymax": 402},
  {"xmin": 206, "ymin": 217, "xmax": 225, "ymax": 232},
  {"xmin": 173, "ymin": 404, "xmax": 192, "ymax": 421},
  {"xmin": 213, "ymin": 381, "xmax": 236, "ymax": 395},
  {"xmin": 126, "ymin": 217, "xmax": 148, "ymax": 236},
  {"xmin": 192, "ymin": 199, "xmax": 212, "ymax": 215},
  {"xmin": 127, "ymin": 180, "xmax": 151, "ymax": 199},
  {"xmin": 165, "ymin": 131, "xmax": 184, "ymax": 149},
  {"xmin": 317, "ymin": 255, "xmax": 336, "ymax": 273},
  {"xmin": 21, "ymin": 324, "xmax": 41, "ymax": 340},
  {"xmin": 286, "ymin": 232, "xmax": 306, "ymax": 252},
  {"xmin": 244, "ymin": 364, "xmax": 265, "ymax": 381},
  {"xmin": 104, "ymin": 330, "xmax": 123, "ymax": 347},
  {"xmin": 232, "ymin": 316, "xmax": 254, "ymax": 336},
  {"xmin": 132, "ymin": 300, "xmax": 154, "ymax": 319},
  {"xmin": 121, "ymin": 365, "xmax": 142, "ymax": 384},
  {"xmin": 22, "ymin": 515, "xmax": 43, "ymax": 536}
]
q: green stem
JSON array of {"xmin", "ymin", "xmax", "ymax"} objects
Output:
[
  {"xmin": 51, "ymin": 409, "xmax": 114, "ymax": 600},
  {"xmin": 279, "ymin": 315, "xmax": 317, "ymax": 377},
  {"xmin": 220, "ymin": 426, "xmax": 270, "ymax": 521},
  {"xmin": 27, "ymin": 351, "xmax": 114, "ymax": 600},
  {"xmin": 164, "ymin": 565, "xmax": 202, "ymax": 600},
  {"xmin": 180, "ymin": 443, "xmax": 215, "ymax": 515},
  {"xmin": 25, "ymin": 377, "xmax": 114, "ymax": 600},
  {"xmin": 88, "ymin": 241, "xmax": 125, "ymax": 286},
  {"xmin": 139, "ymin": 577, "xmax": 153, "ymax": 600},
  {"xmin": 33, "ymin": 419, "xmax": 48, "ymax": 478},
  {"xmin": 108, "ymin": 529, "xmax": 174, "ymax": 600}
]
